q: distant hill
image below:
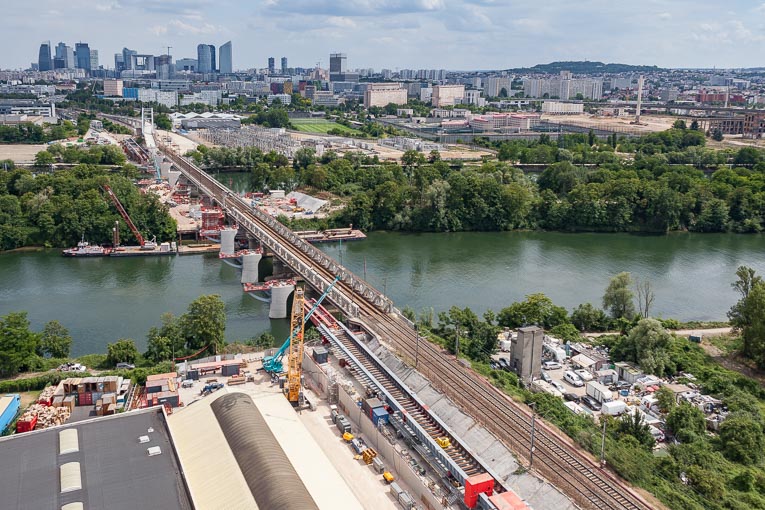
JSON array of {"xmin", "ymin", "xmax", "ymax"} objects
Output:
[{"xmin": 508, "ymin": 61, "xmax": 663, "ymax": 74}]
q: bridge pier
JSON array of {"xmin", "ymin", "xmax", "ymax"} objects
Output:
[
  {"xmin": 269, "ymin": 282, "xmax": 295, "ymax": 319},
  {"xmin": 240, "ymin": 252, "xmax": 261, "ymax": 284},
  {"xmin": 220, "ymin": 227, "xmax": 237, "ymax": 255}
]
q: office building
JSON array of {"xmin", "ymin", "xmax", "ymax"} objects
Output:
[
  {"xmin": 176, "ymin": 58, "xmax": 197, "ymax": 72},
  {"xmin": 38, "ymin": 41, "xmax": 52, "ymax": 72},
  {"xmin": 89, "ymin": 49, "xmax": 99, "ymax": 71},
  {"xmin": 431, "ymin": 84, "xmax": 465, "ymax": 107},
  {"xmin": 510, "ymin": 326, "xmax": 544, "ymax": 381},
  {"xmin": 219, "ymin": 41, "xmax": 232, "ymax": 74},
  {"xmin": 363, "ymin": 83, "xmax": 407, "ymax": 108},
  {"xmin": 75, "ymin": 42, "xmax": 91, "ymax": 72},
  {"xmin": 268, "ymin": 57, "xmax": 275, "ymax": 74},
  {"xmin": 103, "ymin": 79, "xmax": 124, "ymax": 97},
  {"xmin": 523, "ymin": 72, "xmax": 603, "ymax": 100},
  {"xmin": 122, "ymin": 48, "xmax": 137, "ymax": 71},
  {"xmin": 541, "ymin": 101, "xmax": 584, "ymax": 115},
  {"xmin": 281, "ymin": 57, "xmax": 288, "ymax": 74},
  {"xmin": 197, "ymin": 44, "xmax": 213, "ymax": 73},
  {"xmin": 154, "ymin": 54, "xmax": 173, "ymax": 80},
  {"xmin": 114, "ymin": 53, "xmax": 125, "ymax": 72},
  {"xmin": 208, "ymin": 44, "xmax": 216, "ymax": 73},
  {"xmin": 55, "ymin": 43, "xmax": 74, "ymax": 69},
  {"xmin": 329, "ymin": 52, "xmax": 346, "ymax": 81}
]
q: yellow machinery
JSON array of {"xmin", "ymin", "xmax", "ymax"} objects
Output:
[
  {"xmin": 342, "ymin": 432, "xmax": 354, "ymax": 442},
  {"xmin": 436, "ymin": 437, "xmax": 451, "ymax": 449},
  {"xmin": 286, "ymin": 287, "xmax": 306, "ymax": 404},
  {"xmin": 382, "ymin": 472, "xmax": 395, "ymax": 484},
  {"xmin": 362, "ymin": 448, "xmax": 378, "ymax": 465}
]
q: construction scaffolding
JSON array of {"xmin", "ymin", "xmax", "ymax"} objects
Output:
[{"xmin": 199, "ymin": 126, "xmax": 301, "ymax": 158}]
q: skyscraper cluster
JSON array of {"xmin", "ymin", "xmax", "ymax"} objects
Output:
[
  {"xmin": 197, "ymin": 41, "xmax": 232, "ymax": 74},
  {"xmin": 38, "ymin": 41, "xmax": 97, "ymax": 73}
]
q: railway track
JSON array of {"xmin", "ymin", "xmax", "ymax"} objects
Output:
[
  {"xmin": 163, "ymin": 148, "xmax": 656, "ymax": 510},
  {"xmin": 309, "ymin": 304, "xmax": 485, "ymax": 479}
]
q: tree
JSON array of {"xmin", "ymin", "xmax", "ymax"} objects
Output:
[
  {"xmin": 497, "ymin": 293, "xmax": 568, "ymax": 329},
  {"xmin": 634, "ymin": 277, "xmax": 655, "ymax": 318},
  {"xmin": 180, "ymin": 294, "xmax": 227, "ymax": 354},
  {"xmin": 154, "ymin": 113, "xmax": 172, "ymax": 130},
  {"xmin": 655, "ymin": 385, "xmax": 676, "ymax": 414},
  {"xmin": 672, "ymin": 120, "xmax": 687, "ymax": 130},
  {"xmin": 106, "ymin": 339, "xmax": 139, "ymax": 366},
  {"xmin": 40, "ymin": 320, "xmax": 72, "ymax": 358},
  {"xmin": 617, "ymin": 409, "xmax": 655, "ymax": 449},
  {"xmin": 666, "ymin": 402, "xmax": 705, "ymax": 441},
  {"xmin": 144, "ymin": 334, "xmax": 172, "ymax": 364},
  {"xmin": 718, "ymin": 414, "xmax": 764, "ymax": 465},
  {"xmin": 0, "ymin": 312, "xmax": 40, "ymax": 376},
  {"xmin": 292, "ymin": 147, "xmax": 316, "ymax": 170},
  {"xmin": 728, "ymin": 267, "xmax": 765, "ymax": 366},
  {"xmin": 570, "ymin": 303, "xmax": 609, "ymax": 331},
  {"xmin": 619, "ymin": 318, "xmax": 673, "ymax": 376},
  {"xmin": 603, "ymin": 272, "xmax": 635, "ymax": 319},
  {"xmin": 690, "ymin": 120, "xmax": 699, "ymax": 131},
  {"xmin": 34, "ymin": 150, "xmax": 54, "ymax": 168},
  {"xmin": 711, "ymin": 129, "xmax": 723, "ymax": 142}
]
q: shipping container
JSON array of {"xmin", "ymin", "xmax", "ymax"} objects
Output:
[
  {"xmin": 585, "ymin": 381, "xmax": 613, "ymax": 403},
  {"xmin": 187, "ymin": 369, "xmax": 200, "ymax": 381},
  {"xmin": 78, "ymin": 392, "xmax": 93, "ymax": 406},
  {"xmin": 398, "ymin": 492, "xmax": 414, "ymax": 510},
  {"xmin": 312, "ymin": 346, "xmax": 329, "ymax": 364},
  {"xmin": 362, "ymin": 397, "xmax": 384, "ymax": 419},
  {"xmin": 0, "ymin": 394, "xmax": 21, "ymax": 433},
  {"xmin": 372, "ymin": 407, "xmax": 389, "ymax": 426},
  {"xmin": 222, "ymin": 364, "xmax": 240, "ymax": 377},
  {"xmin": 371, "ymin": 457, "xmax": 385, "ymax": 474},
  {"xmin": 390, "ymin": 482, "xmax": 404, "ymax": 499}
]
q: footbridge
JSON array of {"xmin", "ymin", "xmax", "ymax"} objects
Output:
[{"xmin": 157, "ymin": 142, "xmax": 656, "ymax": 510}]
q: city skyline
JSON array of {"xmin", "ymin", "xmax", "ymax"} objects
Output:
[{"xmin": 2, "ymin": 1, "xmax": 765, "ymax": 71}]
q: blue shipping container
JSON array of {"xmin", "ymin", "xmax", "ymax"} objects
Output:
[
  {"xmin": 0, "ymin": 394, "xmax": 21, "ymax": 433},
  {"xmin": 372, "ymin": 407, "xmax": 389, "ymax": 426}
]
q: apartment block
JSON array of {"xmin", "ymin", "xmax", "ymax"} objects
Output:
[
  {"xmin": 363, "ymin": 83, "xmax": 407, "ymax": 108},
  {"xmin": 431, "ymin": 84, "xmax": 465, "ymax": 107}
]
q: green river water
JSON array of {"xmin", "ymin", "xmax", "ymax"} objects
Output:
[{"xmin": 1, "ymin": 231, "xmax": 763, "ymax": 356}]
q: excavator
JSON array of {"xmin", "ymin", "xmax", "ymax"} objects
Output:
[{"xmin": 102, "ymin": 184, "xmax": 157, "ymax": 250}]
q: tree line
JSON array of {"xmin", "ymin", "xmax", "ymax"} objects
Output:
[{"xmin": 0, "ymin": 165, "xmax": 176, "ymax": 250}]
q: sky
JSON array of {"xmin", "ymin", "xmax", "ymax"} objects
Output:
[{"xmin": 1, "ymin": 0, "xmax": 764, "ymax": 71}]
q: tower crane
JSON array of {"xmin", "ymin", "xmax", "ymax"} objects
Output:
[{"xmin": 102, "ymin": 184, "xmax": 156, "ymax": 250}]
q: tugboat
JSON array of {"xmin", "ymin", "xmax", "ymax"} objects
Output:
[{"xmin": 62, "ymin": 236, "xmax": 110, "ymax": 257}]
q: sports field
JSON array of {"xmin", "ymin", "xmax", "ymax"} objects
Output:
[{"xmin": 290, "ymin": 118, "xmax": 362, "ymax": 135}]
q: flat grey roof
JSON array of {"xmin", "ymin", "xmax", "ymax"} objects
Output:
[{"xmin": 0, "ymin": 409, "xmax": 191, "ymax": 510}]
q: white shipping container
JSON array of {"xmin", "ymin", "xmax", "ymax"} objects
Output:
[
  {"xmin": 586, "ymin": 381, "xmax": 613, "ymax": 403},
  {"xmin": 601, "ymin": 400, "xmax": 627, "ymax": 416}
]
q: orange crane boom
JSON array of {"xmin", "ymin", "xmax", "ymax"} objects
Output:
[
  {"xmin": 286, "ymin": 287, "xmax": 306, "ymax": 405},
  {"xmin": 102, "ymin": 184, "xmax": 145, "ymax": 246}
]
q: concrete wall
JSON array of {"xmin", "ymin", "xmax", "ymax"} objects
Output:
[
  {"xmin": 220, "ymin": 228, "xmax": 236, "ymax": 255},
  {"xmin": 302, "ymin": 354, "xmax": 445, "ymax": 510},
  {"xmin": 269, "ymin": 284, "xmax": 294, "ymax": 319},
  {"xmin": 240, "ymin": 252, "xmax": 261, "ymax": 284}
]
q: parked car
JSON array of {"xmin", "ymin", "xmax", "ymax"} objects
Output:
[
  {"xmin": 498, "ymin": 358, "xmax": 510, "ymax": 371},
  {"xmin": 181, "ymin": 379, "xmax": 194, "ymax": 388},
  {"xmin": 563, "ymin": 370, "xmax": 584, "ymax": 387},
  {"xmin": 551, "ymin": 381, "xmax": 566, "ymax": 393},
  {"xmin": 563, "ymin": 392, "xmax": 581, "ymax": 403},
  {"xmin": 542, "ymin": 361, "xmax": 562, "ymax": 370},
  {"xmin": 541, "ymin": 371, "xmax": 552, "ymax": 383},
  {"xmin": 489, "ymin": 361, "xmax": 500, "ymax": 370},
  {"xmin": 58, "ymin": 362, "xmax": 86, "ymax": 372},
  {"xmin": 609, "ymin": 380, "xmax": 632, "ymax": 392},
  {"xmin": 116, "ymin": 362, "xmax": 135, "ymax": 370},
  {"xmin": 581, "ymin": 395, "xmax": 602, "ymax": 411},
  {"xmin": 574, "ymin": 369, "xmax": 593, "ymax": 382}
]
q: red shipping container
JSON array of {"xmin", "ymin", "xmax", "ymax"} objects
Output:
[
  {"xmin": 464, "ymin": 473, "xmax": 495, "ymax": 509},
  {"xmin": 16, "ymin": 415, "xmax": 37, "ymax": 433},
  {"xmin": 489, "ymin": 491, "xmax": 531, "ymax": 510},
  {"xmin": 78, "ymin": 392, "xmax": 92, "ymax": 406}
]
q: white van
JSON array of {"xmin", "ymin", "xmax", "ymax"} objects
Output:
[{"xmin": 563, "ymin": 370, "xmax": 584, "ymax": 387}]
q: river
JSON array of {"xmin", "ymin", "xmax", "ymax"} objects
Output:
[{"xmin": 1, "ymin": 231, "xmax": 762, "ymax": 357}]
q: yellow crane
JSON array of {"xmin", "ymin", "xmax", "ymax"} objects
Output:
[{"xmin": 286, "ymin": 287, "xmax": 306, "ymax": 405}]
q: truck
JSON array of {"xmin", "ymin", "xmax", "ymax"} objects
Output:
[
  {"xmin": 585, "ymin": 381, "xmax": 613, "ymax": 403},
  {"xmin": 601, "ymin": 400, "xmax": 627, "ymax": 416},
  {"xmin": 0, "ymin": 394, "xmax": 21, "ymax": 433}
]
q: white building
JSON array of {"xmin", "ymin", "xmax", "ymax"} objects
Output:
[
  {"xmin": 541, "ymin": 101, "xmax": 584, "ymax": 115},
  {"xmin": 363, "ymin": 83, "xmax": 407, "ymax": 108},
  {"xmin": 103, "ymin": 79, "xmax": 123, "ymax": 97},
  {"xmin": 267, "ymin": 94, "xmax": 291, "ymax": 105},
  {"xmin": 137, "ymin": 88, "xmax": 179, "ymax": 107},
  {"xmin": 464, "ymin": 90, "xmax": 486, "ymax": 107},
  {"xmin": 432, "ymin": 84, "xmax": 465, "ymax": 107},
  {"xmin": 485, "ymin": 76, "xmax": 512, "ymax": 97}
]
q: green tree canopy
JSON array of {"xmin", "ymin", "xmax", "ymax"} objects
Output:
[
  {"xmin": 0, "ymin": 312, "xmax": 40, "ymax": 376},
  {"xmin": 106, "ymin": 338, "xmax": 139, "ymax": 366},
  {"xmin": 180, "ymin": 295, "xmax": 226, "ymax": 354},
  {"xmin": 498, "ymin": 293, "xmax": 568, "ymax": 329},
  {"xmin": 603, "ymin": 272, "xmax": 636, "ymax": 319},
  {"xmin": 718, "ymin": 414, "xmax": 765, "ymax": 465},
  {"xmin": 617, "ymin": 318, "xmax": 674, "ymax": 376},
  {"xmin": 40, "ymin": 320, "xmax": 72, "ymax": 358},
  {"xmin": 666, "ymin": 402, "xmax": 706, "ymax": 441},
  {"xmin": 571, "ymin": 303, "xmax": 609, "ymax": 331}
]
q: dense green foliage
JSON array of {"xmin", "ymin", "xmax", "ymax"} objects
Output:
[
  {"xmin": 510, "ymin": 61, "xmax": 663, "ymax": 75},
  {"xmin": 144, "ymin": 295, "xmax": 227, "ymax": 362},
  {"xmin": 416, "ymin": 285, "xmax": 765, "ymax": 509},
  {"xmin": 0, "ymin": 122, "xmax": 79, "ymax": 144},
  {"xmin": 728, "ymin": 266, "xmax": 765, "ymax": 367},
  {"xmin": 0, "ymin": 165, "xmax": 176, "ymax": 250},
  {"xmin": 198, "ymin": 128, "xmax": 765, "ymax": 234},
  {"xmin": 106, "ymin": 339, "xmax": 139, "ymax": 365}
]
